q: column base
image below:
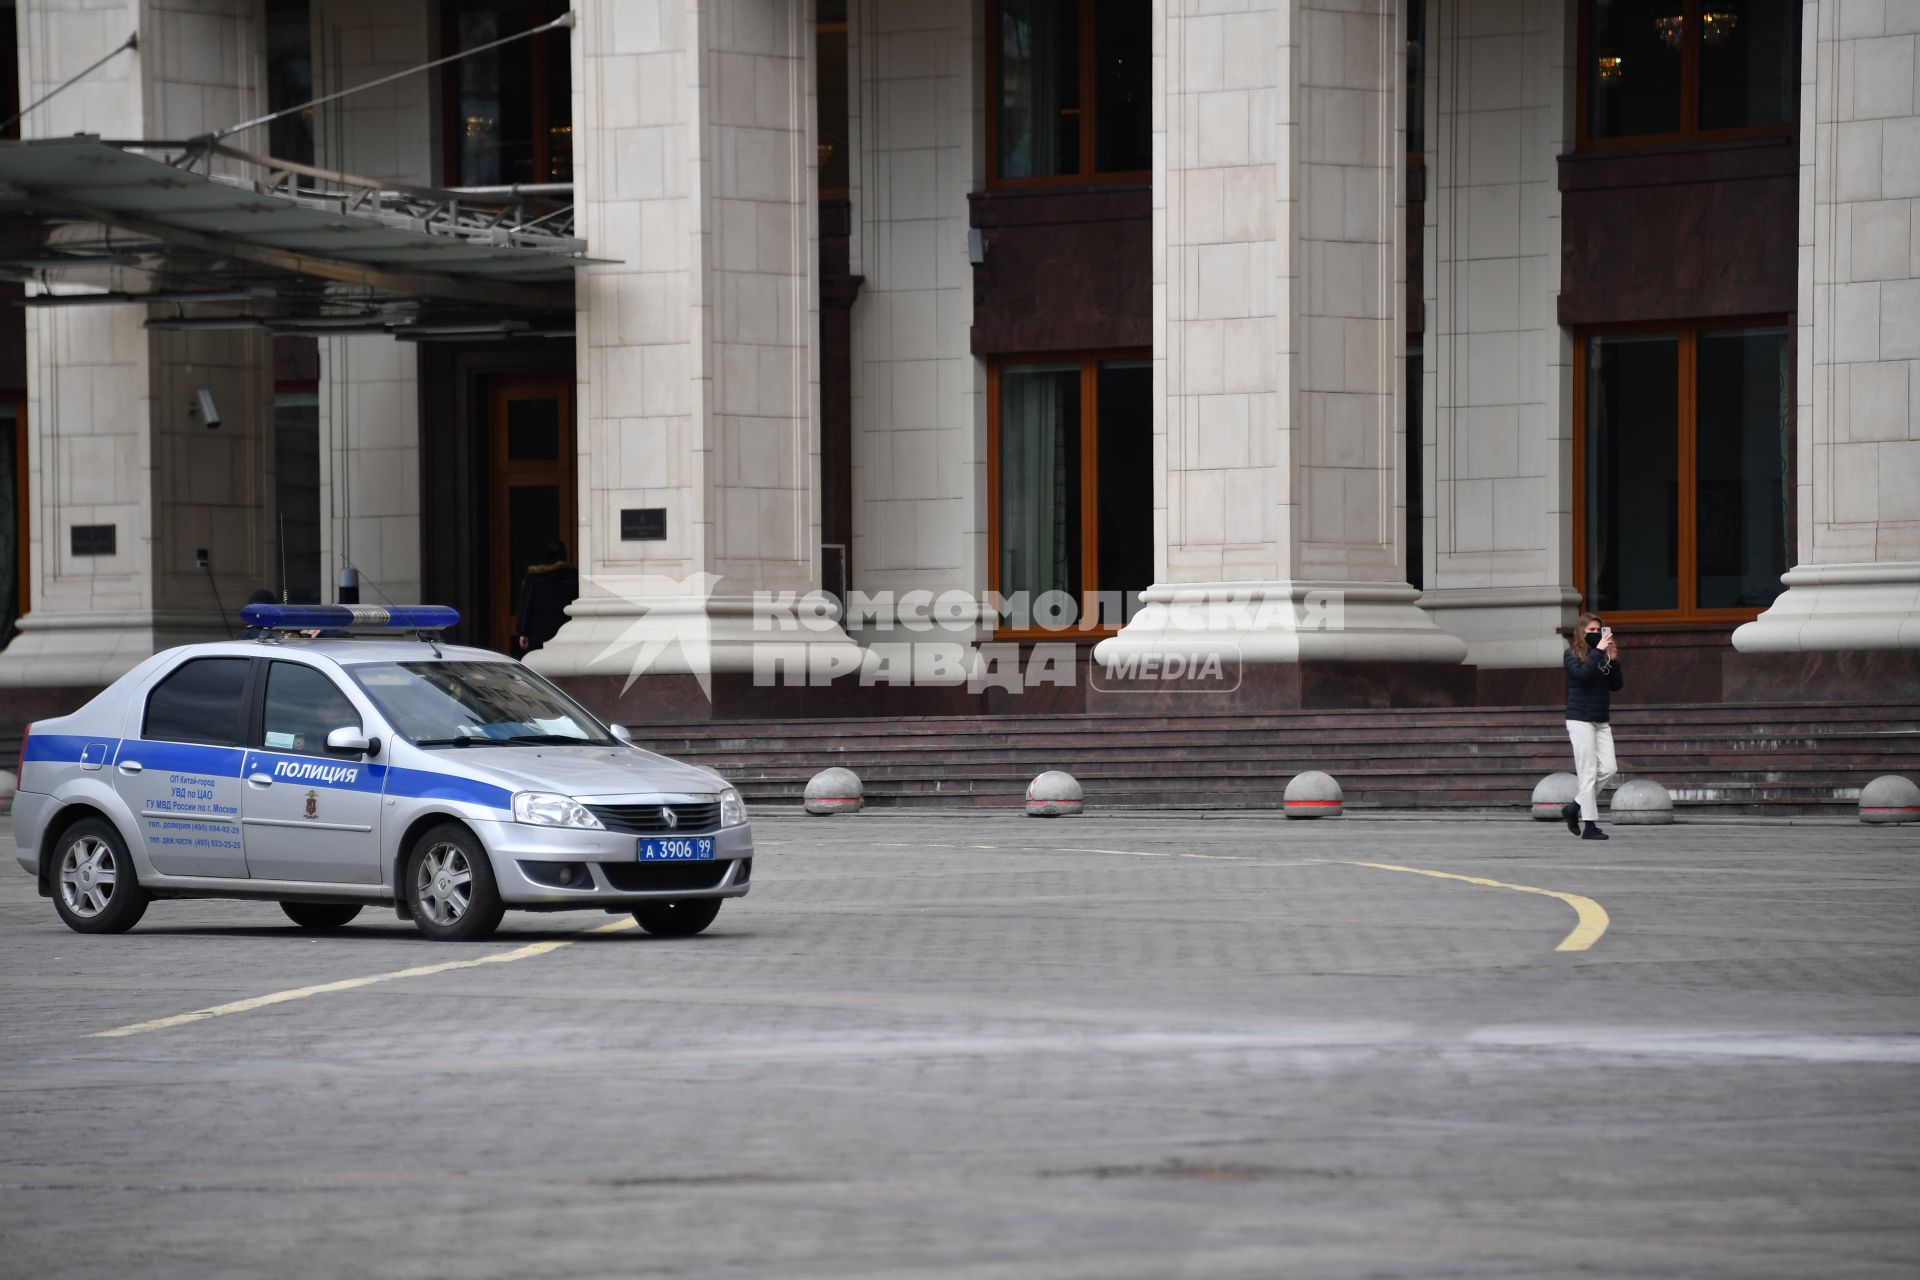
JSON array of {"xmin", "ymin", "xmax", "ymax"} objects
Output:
[
  {"xmin": 1093, "ymin": 580, "xmax": 1470, "ymax": 666},
  {"xmin": 525, "ymin": 586, "xmax": 867, "ymax": 702},
  {"xmin": 1731, "ymin": 562, "xmax": 1920, "ymax": 652},
  {"xmin": 0, "ymin": 610, "xmax": 228, "ymax": 688},
  {"xmin": 1417, "ymin": 586, "xmax": 1581, "ymax": 668}
]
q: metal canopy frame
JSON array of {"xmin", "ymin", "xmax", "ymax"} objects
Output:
[{"xmin": 0, "ymin": 136, "xmax": 598, "ymax": 328}]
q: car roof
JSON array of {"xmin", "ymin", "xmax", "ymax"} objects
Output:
[{"xmin": 152, "ymin": 638, "xmax": 515, "ymax": 668}]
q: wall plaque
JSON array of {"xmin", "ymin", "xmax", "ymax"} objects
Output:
[
  {"xmin": 70, "ymin": 524, "xmax": 116, "ymax": 556},
  {"xmin": 621, "ymin": 508, "xmax": 667, "ymax": 541}
]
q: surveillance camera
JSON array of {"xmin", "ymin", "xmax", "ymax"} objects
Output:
[{"xmin": 194, "ymin": 389, "xmax": 221, "ymax": 428}]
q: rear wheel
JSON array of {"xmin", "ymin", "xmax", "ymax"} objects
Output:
[
  {"xmin": 632, "ymin": 897, "xmax": 722, "ymax": 937},
  {"xmin": 280, "ymin": 902, "xmax": 363, "ymax": 931},
  {"xmin": 50, "ymin": 819, "xmax": 150, "ymax": 934},
  {"xmin": 406, "ymin": 825, "xmax": 504, "ymax": 942}
]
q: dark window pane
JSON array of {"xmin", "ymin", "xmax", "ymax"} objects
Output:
[
  {"xmin": 818, "ymin": 0, "xmax": 848, "ymax": 23},
  {"xmin": 1095, "ymin": 362, "xmax": 1152, "ymax": 618},
  {"xmin": 1696, "ymin": 328, "xmax": 1789, "ymax": 609},
  {"xmin": 999, "ymin": 365, "xmax": 1082, "ymax": 604},
  {"xmin": 263, "ymin": 663, "xmax": 361, "ymax": 756},
  {"xmin": 547, "ymin": 15, "xmax": 573, "ymax": 181},
  {"xmin": 818, "ymin": 26, "xmax": 850, "ymax": 191},
  {"xmin": 454, "ymin": 1, "xmax": 538, "ymax": 185},
  {"xmin": 998, "ymin": 0, "xmax": 1080, "ymax": 178},
  {"xmin": 1587, "ymin": 0, "xmax": 1683, "ymax": 139},
  {"xmin": 266, "ymin": 2, "xmax": 314, "ymax": 165},
  {"xmin": 1586, "ymin": 334, "xmax": 1679, "ymax": 611},
  {"xmin": 1406, "ymin": 348, "xmax": 1423, "ymax": 591},
  {"xmin": 145, "ymin": 658, "xmax": 251, "ymax": 745},
  {"xmin": 506, "ymin": 396, "xmax": 561, "ymax": 461},
  {"xmin": 1699, "ymin": 0, "xmax": 1796, "ymax": 131},
  {"xmin": 1094, "ymin": 0, "xmax": 1150, "ymax": 172},
  {"xmin": 0, "ymin": 403, "xmax": 18, "ymax": 641},
  {"xmin": 274, "ymin": 390, "xmax": 320, "ymax": 604},
  {"xmin": 1406, "ymin": 0, "xmax": 1425, "ymax": 153}
]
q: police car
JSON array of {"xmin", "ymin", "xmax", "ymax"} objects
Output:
[{"xmin": 11, "ymin": 605, "xmax": 752, "ymax": 941}]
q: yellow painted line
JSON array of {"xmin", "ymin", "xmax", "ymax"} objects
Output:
[
  {"xmin": 1331, "ymin": 859, "xmax": 1610, "ymax": 953},
  {"xmin": 92, "ymin": 918, "xmax": 638, "ymax": 1039}
]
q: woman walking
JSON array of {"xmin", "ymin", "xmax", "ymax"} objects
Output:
[{"xmin": 1562, "ymin": 613, "xmax": 1623, "ymax": 840}]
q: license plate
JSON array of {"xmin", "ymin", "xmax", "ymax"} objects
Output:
[{"xmin": 638, "ymin": 837, "xmax": 715, "ymax": 862}]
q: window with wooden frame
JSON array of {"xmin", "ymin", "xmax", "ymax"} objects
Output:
[
  {"xmin": 1573, "ymin": 323, "xmax": 1791, "ymax": 623},
  {"xmin": 989, "ymin": 356, "xmax": 1152, "ymax": 638},
  {"xmin": 1577, "ymin": 0, "xmax": 1796, "ymax": 147},
  {"xmin": 441, "ymin": 0, "xmax": 572, "ymax": 187},
  {"xmin": 987, "ymin": 0, "xmax": 1149, "ymax": 186}
]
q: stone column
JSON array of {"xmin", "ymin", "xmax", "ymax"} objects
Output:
[
  {"xmin": 532, "ymin": 0, "xmax": 860, "ymax": 702},
  {"xmin": 1096, "ymin": 0, "xmax": 1465, "ymax": 691},
  {"xmin": 0, "ymin": 0, "xmax": 273, "ymax": 688},
  {"xmin": 1415, "ymin": 0, "xmax": 1579, "ymax": 672},
  {"xmin": 310, "ymin": 0, "xmax": 433, "ymax": 606},
  {"xmin": 1733, "ymin": 1, "xmax": 1920, "ymax": 655}
]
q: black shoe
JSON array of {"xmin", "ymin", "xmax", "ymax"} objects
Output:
[
  {"xmin": 1582, "ymin": 821, "xmax": 1609, "ymax": 841},
  {"xmin": 1562, "ymin": 802, "xmax": 1581, "ymax": 836}
]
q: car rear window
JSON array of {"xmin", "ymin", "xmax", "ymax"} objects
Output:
[{"xmin": 144, "ymin": 657, "xmax": 251, "ymax": 745}]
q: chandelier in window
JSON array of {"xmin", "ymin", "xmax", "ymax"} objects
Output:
[
  {"xmin": 1700, "ymin": 10, "xmax": 1739, "ymax": 45},
  {"xmin": 1597, "ymin": 54, "xmax": 1625, "ymax": 86},
  {"xmin": 1653, "ymin": 15, "xmax": 1683, "ymax": 49}
]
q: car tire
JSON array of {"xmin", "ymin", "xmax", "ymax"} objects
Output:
[
  {"xmin": 632, "ymin": 897, "xmax": 722, "ymax": 938},
  {"xmin": 50, "ymin": 818, "xmax": 151, "ymax": 935},
  {"xmin": 280, "ymin": 902, "xmax": 363, "ymax": 931},
  {"xmin": 406, "ymin": 824, "xmax": 505, "ymax": 942}
]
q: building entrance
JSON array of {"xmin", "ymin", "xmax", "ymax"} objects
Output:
[{"xmin": 487, "ymin": 375, "xmax": 577, "ymax": 655}]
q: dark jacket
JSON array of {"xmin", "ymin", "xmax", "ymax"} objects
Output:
[
  {"xmin": 516, "ymin": 561, "xmax": 578, "ymax": 652},
  {"xmin": 1564, "ymin": 644, "xmax": 1624, "ymax": 723}
]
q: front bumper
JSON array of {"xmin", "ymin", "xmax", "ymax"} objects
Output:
[{"xmin": 470, "ymin": 818, "xmax": 755, "ymax": 906}]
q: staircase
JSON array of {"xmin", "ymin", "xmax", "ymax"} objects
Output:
[{"xmin": 636, "ymin": 702, "xmax": 1920, "ymax": 816}]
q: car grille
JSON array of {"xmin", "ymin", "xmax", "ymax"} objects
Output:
[
  {"xmin": 598, "ymin": 861, "xmax": 733, "ymax": 892},
  {"xmin": 587, "ymin": 801, "xmax": 721, "ymax": 835}
]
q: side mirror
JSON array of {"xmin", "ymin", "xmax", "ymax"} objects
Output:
[
  {"xmin": 609, "ymin": 724, "xmax": 634, "ymax": 744},
  {"xmin": 326, "ymin": 727, "xmax": 379, "ymax": 757}
]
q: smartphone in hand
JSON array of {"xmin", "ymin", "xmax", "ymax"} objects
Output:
[{"xmin": 1599, "ymin": 627, "xmax": 1613, "ymax": 645}]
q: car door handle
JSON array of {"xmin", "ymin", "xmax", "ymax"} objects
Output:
[
  {"xmin": 247, "ymin": 773, "xmax": 274, "ymax": 788},
  {"xmin": 117, "ymin": 761, "xmax": 142, "ymax": 775}
]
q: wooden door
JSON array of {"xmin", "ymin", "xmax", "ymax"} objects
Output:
[{"xmin": 488, "ymin": 376, "xmax": 577, "ymax": 654}]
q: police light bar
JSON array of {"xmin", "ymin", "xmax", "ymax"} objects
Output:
[{"xmin": 241, "ymin": 604, "xmax": 460, "ymax": 632}]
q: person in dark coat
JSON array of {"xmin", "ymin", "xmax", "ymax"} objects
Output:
[
  {"xmin": 516, "ymin": 539, "xmax": 578, "ymax": 655},
  {"xmin": 1562, "ymin": 612, "xmax": 1624, "ymax": 840}
]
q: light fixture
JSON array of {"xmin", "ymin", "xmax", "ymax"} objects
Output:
[
  {"xmin": 1653, "ymin": 15, "xmax": 1683, "ymax": 49},
  {"xmin": 1701, "ymin": 10, "xmax": 1739, "ymax": 45},
  {"xmin": 1597, "ymin": 54, "xmax": 1624, "ymax": 86}
]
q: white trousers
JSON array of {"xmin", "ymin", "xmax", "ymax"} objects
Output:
[{"xmin": 1566, "ymin": 719, "xmax": 1617, "ymax": 822}]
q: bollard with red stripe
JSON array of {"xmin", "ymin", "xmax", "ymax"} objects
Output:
[
  {"xmin": 1026, "ymin": 770, "xmax": 1084, "ymax": 817},
  {"xmin": 1530, "ymin": 772, "xmax": 1578, "ymax": 821},
  {"xmin": 1284, "ymin": 770, "xmax": 1343, "ymax": 818},
  {"xmin": 803, "ymin": 767, "xmax": 864, "ymax": 815},
  {"xmin": 1859, "ymin": 774, "xmax": 1920, "ymax": 825}
]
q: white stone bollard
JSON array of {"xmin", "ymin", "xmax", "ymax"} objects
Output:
[
  {"xmin": 1026, "ymin": 771, "xmax": 1084, "ymax": 817},
  {"xmin": 1530, "ymin": 772, "xmax": 1579, "ymax": 821},
  {"xmin": 803, "ymin": 767, "xmax": 864, "ymax": 815},
  {"xmin": 1609, "ymin": 778, "xmax": 1674, "ymax": 825},
  {"xmin": 1284, "ymin": 771, "xmax": 1343, "ymax": 818},
  {"xmin": 0, "ymin": 769, "xmax": 14, "ymax": 813},
  {"xmin": 1859, "ymin": 775, "xmax": 1920, "ymax": 824}
]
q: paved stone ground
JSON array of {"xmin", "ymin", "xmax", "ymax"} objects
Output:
[{"xmin": 2, "ymin": 811, "xmax": 1916, "ymax": 1279}]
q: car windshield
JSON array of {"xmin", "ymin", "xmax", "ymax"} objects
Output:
[{"xmin": 351, "ymin": 660, "xmax": 613, "ymax": 747}]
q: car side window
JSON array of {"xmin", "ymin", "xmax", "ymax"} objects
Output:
[
  {"xmin": 143, "ymin": 657, "xmax": 252, "ymax": 745},
  {"xmin": 262, "ymin": 662, "xmax": 361, "ymax": 757}
]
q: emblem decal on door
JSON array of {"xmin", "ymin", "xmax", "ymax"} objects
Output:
[{"xmin": 304, "ymin": 789, "xmax": 319, "ymax": 820}]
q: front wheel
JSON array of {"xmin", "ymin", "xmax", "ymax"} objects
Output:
[
  {"xmin": 632, "ymin": 897, "xmax": 722, "ymax": 937},
  {"xmin": 50, "ymin": 818, "xmax": 150, "ymax": 934},
  {"xmin": 280, "ymin": 902, "xmax": 363, "ymax": 931},
  {"xmin": 406, "ymin": 825, "xmax": 505, "ymax": 942}
]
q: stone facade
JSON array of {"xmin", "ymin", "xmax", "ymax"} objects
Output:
[{"xmin": 0, "ymin": 0, "xmax": 1913, "ymax": 704}]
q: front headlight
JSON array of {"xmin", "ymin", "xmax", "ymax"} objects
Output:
[
  {"xmin": 513, "ymin": 791, "xmax": 605, "ymax": 829},
  {"xmin": 719, "ymin": 787, "xmax": 746, "ymax": 827}
]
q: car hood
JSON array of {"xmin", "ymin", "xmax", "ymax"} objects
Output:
[{"xmin": 421, "ymin": 744, "xmax": 729, "ymax": 799}]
